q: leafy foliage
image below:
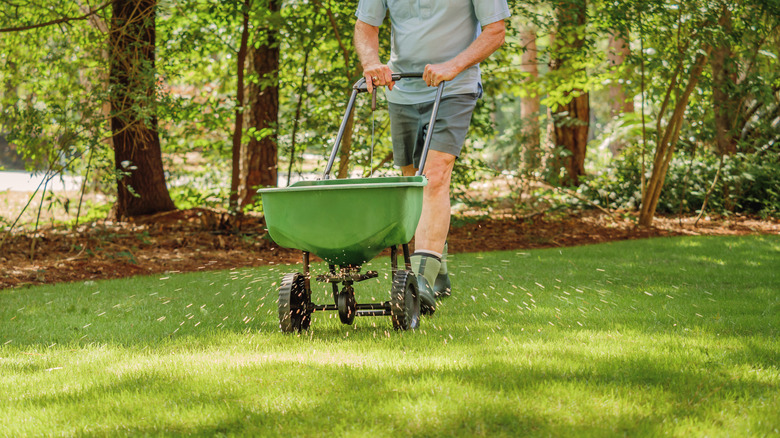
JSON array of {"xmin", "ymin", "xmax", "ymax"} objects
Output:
[
  {"xmin": 1, "ymin": 0, "xmax": 778, "ymax": 222},
  {"xmin": 581, "ymin": 144, "xmax": 780, "ymax": 218}
]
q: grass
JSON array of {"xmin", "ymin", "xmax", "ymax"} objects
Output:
[{"xmin": 1, "ymin": 235, "xmax": 778, "ymax": 437}]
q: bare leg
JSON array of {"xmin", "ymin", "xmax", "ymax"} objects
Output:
[{"xmin": 401, "ymin": 149, "xmax": 455, "ymax": 254}]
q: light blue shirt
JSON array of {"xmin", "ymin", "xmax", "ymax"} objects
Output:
[{"xmin": 356, "ymin": 0, "xmax": 511, "ymax": 105}]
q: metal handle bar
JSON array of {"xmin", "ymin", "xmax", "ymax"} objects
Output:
[
  {"xmin": 323, "ymin": 72, "xmax": 445, "ymax": 179},
  {"xmin": 352, "ymin": 72, "xmax": 428, "ymax": 92}
]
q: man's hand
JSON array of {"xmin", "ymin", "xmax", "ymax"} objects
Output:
[
  {"xmin": 423, "ymin": 61, "xmax": 460, "ymax": 87},
  {"xmin": 355, "ymin": 20, "xmax": 395, "ymax": 93},
  {"xmin": 423, "ymin": 20, "xmax": 506, "ymax": 88},
  {"xmin": 364, "ymin": 63, "xmax": 395, "ymax": 93}
]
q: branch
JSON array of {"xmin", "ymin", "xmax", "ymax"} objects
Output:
[
  {"xmin": 532, "ymin": 178, "xmax": 617, "ymax": 220},
  {"xmin": 0, "ymin": 1, "xmax": 111, "ymax": 33},
  {"xmin": 312, "ymin": 0, "xmax": 355, "ymax": 78}
]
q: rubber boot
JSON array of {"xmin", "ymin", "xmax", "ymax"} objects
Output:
[
  {"xmin": 434, "ymin": 242, "xmax": 451, "ymax": 298},
  {"xmin": 410, "ymin": 253, "xmax": 441, "ymax": 315}
]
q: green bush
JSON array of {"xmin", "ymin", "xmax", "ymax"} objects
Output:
[{"xmin": 581, "ymin": 147, "xmax": 780, "ymax": 218}]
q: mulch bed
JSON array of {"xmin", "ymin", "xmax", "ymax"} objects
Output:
[{"xmin": 1, "ymin": 208, "xmax": 777, "ymax": 289}]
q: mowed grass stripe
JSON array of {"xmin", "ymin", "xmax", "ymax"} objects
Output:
[{"xmin": 1, "ymin": 235, "xmax": 778, "ymax": 437}]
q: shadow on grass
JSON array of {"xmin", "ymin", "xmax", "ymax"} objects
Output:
[
  {"xmin": 12, "ymin": 349, "xmax": 776, "ymax": 437},
  {"xmin": 4, "ymin": 233, "xmax": 779, "ymax": 436}
]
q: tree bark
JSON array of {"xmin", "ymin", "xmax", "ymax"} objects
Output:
[
  {"xmin": 638, "ymin": 51, "xmax": 711, "ymax": 227},
  {"xmin": 229, "ymin": 0, "xmax": 250, "ymax": 211},
  {"xmin": 607, "ymin": 33, "xmax": 634, "ymax": 117},
  {"xmin": 109, "ymin": 0, "xmax": 175, "ymax": 218},
  {"xmin": 337, "ymin": 111, "xmax": 357, "ymax": 179},
  {"xmin": 710, "ymin": 6, "xmax": 738, "ymax": 156},
  {"xmin": 242, "ymin": 0, "xmax": 280, "ymax": 205},
  {"xmin": 606, "ymin": 32, "xmax": 634, "ymax": 156},
  {"xmin": 519, "ymin": 27, "xmax": 541, "ymax": 172},
  {"xmin": 550, "ymin": 0, "xmax": 589, "ymax": 187},
  {"xmin": 313, "ymin": 0, "xmax": 360, "ymax": 179},
  {"xmin": 551, "ymin": 92, "xmax": 589, "ymax": 186}
]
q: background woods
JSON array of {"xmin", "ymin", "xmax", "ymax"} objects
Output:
[{"xmin": 1, "ymin": 0, "xmax": 778, "ymax": 234}]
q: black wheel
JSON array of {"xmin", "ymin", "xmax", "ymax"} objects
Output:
[
  {"xmin": 278, "ymin": 272, "xmax": 311, "ymax": 333},
  {"xmin": 337, "ymin": 285, "xmax": 357, "ymax": 325},
  {"xmin": 391, "ymin": 270, "xmax": 420, "ymax": 330}
]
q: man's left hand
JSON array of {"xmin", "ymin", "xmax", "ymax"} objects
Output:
[{"xmin": 423, "ymin": 62, "xmax": 459, "ymax": 87}]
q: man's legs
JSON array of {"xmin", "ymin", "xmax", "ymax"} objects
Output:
[
  {"xmin": 401, "ymin": 150, "xmax": 455, "ymax": 255},
  {"xmin": 389, "ymin": 94, "xmax": 478, "ymax": 312},
  {"xmin": 403, "ymin": 150, "xmax": 455, "ymax": 312}
]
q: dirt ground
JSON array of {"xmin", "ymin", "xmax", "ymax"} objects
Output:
[{"xmin": 1, "ymin": 206, "xmax": 777, "ymax": 290}]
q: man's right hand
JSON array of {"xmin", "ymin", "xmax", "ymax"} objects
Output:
[
  {"xmin": 354, "ymin": 20, "xmax": 394, "ymax": 93},
  {"xmin": 364, "ymin": 64, "xmax": 395, "ymax": 93}
]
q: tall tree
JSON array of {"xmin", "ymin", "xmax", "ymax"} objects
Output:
[
  {"xmin": 607, "ymin": 32, "xmax": 634, "ymax": 117},
  {"xmin": 709, "ymin": 4, "xmax": 738, "ymax": 157},
  {"xmin": 312, "ymin": 0, "xmax": 362, "ymax": 179},
  {"xmin": 242, "ymin": 0, "xmax": 281, "ymax": 206},
  {"xmin": 636, "ymin": 2, "xmax": 719, "ymax": 226},
  {"xmin": 549, "ymin": 0, "xmax": 590, "ymax": 187},
  {"xmin": 519, "ymin": 26, "xmax": 541, "ymax": 172},
  {"xmin": 109, "ymin": 0, "xmax": 175, "ymax": 218},
  {"xmin": 706, "ymin": 2, "xmax": 780, "ymax": 157},
  {"xmin": 229, "ymin": 0, "xmax": 251, "ymax": 212},
  {"xmin": 606, "ymin": 31, "xmax": 634, "ymax": 156}
]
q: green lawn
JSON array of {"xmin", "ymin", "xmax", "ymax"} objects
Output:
[{"xmin": 1, "ymin": 235, "xmax": 778, "ymax": 437}]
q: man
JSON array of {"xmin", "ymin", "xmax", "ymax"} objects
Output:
[{"xmin": 354, "ymin": 0, "xmax": 510, "ymax": 313}]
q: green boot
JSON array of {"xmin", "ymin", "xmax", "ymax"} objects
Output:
[
  {"xmin": 410, "ymin": 253, "xmax": 441, "ymax": 314},
  {"xmin": 434, "ymin": 242, "xmax": 451, "ymax": 298}
]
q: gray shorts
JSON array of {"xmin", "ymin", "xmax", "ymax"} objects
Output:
[{"xmin": 388, "ymin": 91, "xmax": 479, "ymax": 168}]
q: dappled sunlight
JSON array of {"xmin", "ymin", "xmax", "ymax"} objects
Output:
[{"xmin": 1, "ymin": 236, "xmax": 778, "ymax": 436}]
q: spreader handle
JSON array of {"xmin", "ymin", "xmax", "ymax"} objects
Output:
[
  {"xmin": 352, "ymin": 72, "xmax": 427, "ymax": 93},
  {"xmin": 323, "ymin": 72, "xmax": 445, "ymax": 179}
]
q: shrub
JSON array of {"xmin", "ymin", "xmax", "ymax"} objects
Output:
[{"xmin": 580, "ymin": 147, "xmax": 780, "ymax": 218}]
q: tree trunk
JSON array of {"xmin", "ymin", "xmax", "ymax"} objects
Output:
[
  {"xmin": 242, "ymin": 0, "xmax": 281, "ymax": 205},
  {"xmin": 638, "ymin": 51, "xmax": 711, "ymax": 227},
  {"xmin": 519, "ymin": 27, "xmax": 541, "ymax": 172},
  {"xmin": 606, "ymin": 32, "xmax": 634, "ymax": 156},
  {"xmin": 313, "ymin": 0, "xmax": 361, "ymax": 179},
  {"xmin": 710, "ymin": 6, "xmax": 738, "ymax": 157},
  {"xmin": 551, "ymin": 92, "xmax": 589, "ymax": 186},
  {"xmin": 607, "ymin": 33, "xmax": 634, "ymax": 117},
  {"xmin": 229, "ymin": 0, "xmax": 250, "ymax": 211},
  {"xmin": 336, "ymin": 64, "xmax": 363, "ymax": 179},
  {"xmin": 337, "ymin": 111, "xmax": 357, "ymax": 179},
  {"xmin": 109, "ymin": 0, "xmax": 175, "ymax": 218},
  {"xmin": 550, "ymin": 0, "xmax": 589, "ymax": 187}
]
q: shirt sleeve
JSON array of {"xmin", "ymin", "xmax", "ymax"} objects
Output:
[
  {"xmin": 474, "ymin": 0, "xmax": 511, "ymax": 26},
  {"xmin": 356, "ymin": 0, "xmax": 387, "ymax": 27}
]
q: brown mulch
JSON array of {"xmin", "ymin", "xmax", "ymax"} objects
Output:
[{"xmin": 1, "ymin": 208, "xmax": 777, "ymax": 289}]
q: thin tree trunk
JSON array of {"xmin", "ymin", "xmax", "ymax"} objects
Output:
[
  {"xmin": 109, "ymin": 0, "xmax": 175, "ymax": 218},
  {"xmin": 519, "ymin": 27, "xmax": 541, "ymax": 172},
  {"xmin": 76, "ymin": 1, "xmax": 113, "ymax": 226},
  {"xmin": 710, "ymin": 6, "xmax": 738, "ymax": 157},
  {"xmin": 694, "ymin": 154, "xmax": 725, "ymax": 226},
  {"xmin": 287, "ymin": 48, "xmax": 311, "ymax": 186},
  {"xmin": 243, "ymin": 0, "xmax": 280, "ymax": 206},
  {"xmin": 607, "ymin": 33, "xmax": 634, "ymax": 117},
  {"xmin": 549, "ymin": 0, "xmax": 589, "ymax": 187},
  {"xmin": 551, "ymin": 92, "xmax": 589, "ymax": 186},
  {"xmin": 337, "ymin": 113, "xmax": 357, "ymax": 179},
  {"xmin": 313, "ymin": 0, "xmax": 361, "ymax": 179},
  {"xmin": 606, "ymin": 32, "xmax": 634, "ymax": 157},
  {"xmin": 639, "ymin": 51, "xmax": 711, "ymax": 227},
  {"xmin": 229, "ymin": 0, "xmax": 250, "ymax": 211}
]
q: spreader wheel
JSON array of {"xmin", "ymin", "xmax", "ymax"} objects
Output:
[
  {"xmin": 390, "ymin": 270, "xmax": 420, "ymax": 331},
  {"xmin": 337, "ymin": 285, "xmax": 357, "ymax": 325},
  {"xmin": 278, "ymin": 273, "xmax": 312, "ymax": 333}
]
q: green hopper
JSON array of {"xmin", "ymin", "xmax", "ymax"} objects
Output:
[{"xmin": 259, "ymin": 73, "xmax": 445, "ymax": 333}]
